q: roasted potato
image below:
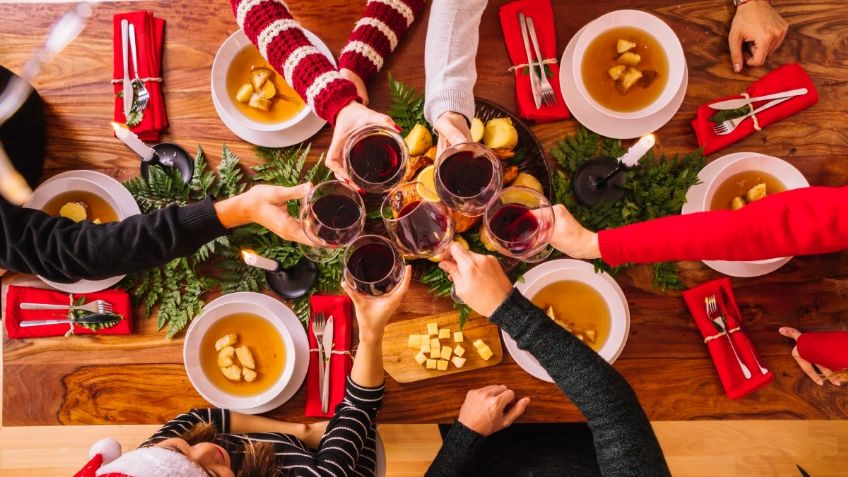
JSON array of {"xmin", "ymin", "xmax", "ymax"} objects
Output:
[
  {"xmin": 405, "ymin": 124, "xmax": 433, "ymax": 156},
  {"xmin": 511, "ymin": 172, "xmax": 543, "ymax": 193},
  {"xmin": 502, "ymin": 165, "xmax": 520, "ymax": 186},
  {"xmin": 470, "ymin": 118, "xmax": 485, "ymax": 142},
  {"xmin": 403, "ymin": 154, "xmax": 434, "ymax": 182},
  {"xmin": 424, "ymin": 145, "xmax": 438, "ymax": 161},
  {"xmin": 483, "ymin": 118, "xmax": 519, "ymax": 149},
  {"xmin": 491, "ymin": 148, "xmax": 516, "ymax": 161},
  {"xmin": 451, "ymin": 210, "xmax": 482, "ymax": 233}
]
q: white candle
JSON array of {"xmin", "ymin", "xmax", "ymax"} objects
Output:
[
  {"xmin": 242, "ymin": 250, "xmax": 280, "ymax": 272},
  {"xmin": 111, "ymin": 122, "xmax": 156, "ymax": 162},
  {"xmin": 618, "ymin": 134, "xmax": 656, "ymax": 167}
]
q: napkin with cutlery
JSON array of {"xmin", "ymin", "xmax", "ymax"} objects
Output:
[
  {"xmin": 4, "ymin": 285, "xmax": 132, "ymax": 339},
  {"xmin": 692, "ymin": 63, "xmax": 818, "ymax": 156},
  {"xmin": 305, "ymin": 294, "xmax": 353, "ymax": 417},
  {"xmin": 497, "ymin": 0, "xmax": 570, "ymax": 122},
  {"xmin": 112, "ymin": 11, "xmax": 168, "ymax": 141},
  {"xmin": 682, "ymin": 278, "xmax": 772, "ymax": 399}
]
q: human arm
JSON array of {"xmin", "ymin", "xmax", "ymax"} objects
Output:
[
  {"xmin": 729, "ymin": 0, "xmax": 788, "ymax": 72},
  {"xmin": 780, "ymin": 327, "xmax": 847, "ymax": 386}
]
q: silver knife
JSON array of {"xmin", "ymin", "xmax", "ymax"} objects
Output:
[
  {"xmin": 20, "ymin": 314, "xmax": 117, "ymax": 328},
  {"xmin": 518, "ymin": 12, "xmax": 542, "ymax": 110},
  {"xmin": 321, "ymin": 315, "xmax": 334, "ymax": 414},
  {"xmin": 120, "ymin": 19, "xmax": 133, "ymax": 118},
  {"xmin": 709, "ymin": 88, "xmax": 808, "ymax": 111}
]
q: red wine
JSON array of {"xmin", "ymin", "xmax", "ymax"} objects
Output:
[
  {"xmin": 489, "ymin": 204, "xmax": 539, "ymax": 252},
  {"xmin": 349, "ymin": 134, "xmax": 403, "ymax": 184},
  {"xmin": 395, "ymin": 200, "xmax": 450, "ymax": 254},
  {"xmin": 346, "ymin": 242, "xmax": 397, "ymax": 295},
  {"xmin": 312, "ymin": 194, "xmax": 361, "ymax": 229},
  {"xmin": 438, "ymin": 151, "xmax": 494, "ymax": 197}
]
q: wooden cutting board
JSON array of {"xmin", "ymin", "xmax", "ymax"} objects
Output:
[{"xmin": 383, "ymin": 311, "xmax": 503, "ymax": 383}]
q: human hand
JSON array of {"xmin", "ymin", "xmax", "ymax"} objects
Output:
[
  {"xmin": 434, "ymin": 111, "xmax": 472, "ymax": 157},
  {"xmin": 342, "ymin": 265, "xmax": 412, "ymax": 344},
  {"xmin": 729, "ymin": 0, "xmax": 788, "ymax": 72},
  {"xmin": 439, "ymin": 243, "xmax": 513, "ymax": 317},
  {"xmin": 214, "ymin": 183, "xmax": 312, "ymax": 245},
  {"xmin": 340, "ymin": 68, "xmax": 369, "ymax": 105},
  {"xmin": 548, "ymin": 204, "xmax": 600, "ymax": 260},
  {"xmin": 326, "ymin": 101, "xmax": 400, "ymax": 182},
  {"xmin": 458, "ymin": 385, "xmax": 530, "ymax": 437},
  {"xmin": 779, "ymin": 327, "xmax": 842, "ymax": 386}
]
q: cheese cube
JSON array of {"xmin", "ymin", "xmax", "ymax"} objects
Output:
[
  {"xmin": 437, "ymin": 360, "xmax": 449, "ymax": 371},
  {"xmin": 454, "ymin": 345, "xmax": 466, "ymax": 357},
  {"xmin": 477, "ymin": 345, "xmax": 494, "ymax": 361},
  {"xmin": 453, "ymin": 331, "xmax": 464, "ymax": 343},
  {"xmin": 451, "ymin": 356, "xmax": 467, "ymax": 368},
  {"xmin": 420, "ymin": 343, "xmax": 431, "ymax": 354},
  {"xmin": 414, "ymin": 352, "xmax": 428, "ymax": 366},
  {"xmin": 430, "ymin": 348, "xmax": 441, "ymax": 359},
  {"xmin": 440, "ymin": 346, "xmax": 452, "ymax": 360},
  {"xmin": 473, "ymin": 339, "xmax": 487, "ymax": 350},
  {"xmin": 408, "ymin": 334, "xmax": 421, "ymax": 348},
  {"xmin": 427, "ymin": 322, "xmax": 439, "ymax": 336},
  {"xmin": 426, "ymin": 359, "xmax": 437, "ymax": 370},
  {"xmin": 439, "ymin": 328, "xmax": 451, "ymax": 339}
]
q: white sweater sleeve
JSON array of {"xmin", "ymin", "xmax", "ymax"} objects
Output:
[{"xmin": 424, "ymin": 0, "xmax": 488, "ymax": 125}]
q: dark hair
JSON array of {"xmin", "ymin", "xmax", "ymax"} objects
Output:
[{"xmin": 165, "ymin": 421, "xmax": 281, "ymax": 477}]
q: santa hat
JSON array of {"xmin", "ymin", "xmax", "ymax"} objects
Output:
[{"xmin": 74, "ymin": 438, "xmax": 208, "ymax": 477}]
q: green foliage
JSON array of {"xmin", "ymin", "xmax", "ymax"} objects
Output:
[
  {"xmin": 387, "ymin": 72, "xmax": 428, "ymax": 136},
  {"xmin": 125, "ymin": 109, "xmax": 143, "ymax": 128},
  {"xmin": 550, "ymin": 126, "xmax": 705, "ymax": 290},
  {"xmin": 709, "ymin": 104, "xmax": 751, "ymax": 124}
]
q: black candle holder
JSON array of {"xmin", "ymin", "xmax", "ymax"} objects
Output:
[
  {"xmin": 264, "ymin": 257, "xmax": 319, "ymax": 299},
  {"xmin": 572, "ymin": 156, "xmax": 628, "ymax": 207},
  {"xmin": 140, "ymin": 142, "xmax": 194, "ymax": 185}
]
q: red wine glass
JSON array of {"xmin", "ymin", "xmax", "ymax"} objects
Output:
[
  {"xmin": 484, "ymin": 186, "xmax": 554, "ymax": 263},
  {"xmin": 435, "ymin": 142, "xmax": 503, "ymax": 216},
  {"xmin": 343, "ymin": 125, "xmax": 409, "ymax": 193},
  {"xmin": 381, "ymin": 181, "xmax": 455, "ymax": 259},
  {"xmin": 299, "ymin": 180, "xmax": 365, "ymax": 262},
  {"xmin": 343, "ymin": 235, "xmax": 406, "ymax": 296}
]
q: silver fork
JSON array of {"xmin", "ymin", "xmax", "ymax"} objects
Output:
[
  {"xmin": 705, "ymin": 296, "xmax": 751, "ymax": 379},
  {"xmin": 20, "ymin": 299, "xmax": 112, "ymax": 314},
  {"xmin": 312, "ymin": 311, "xmax": 327, "ymax": 403},
  {"xmin": 129, "ymin": 23, "xmax": 150, "ymax": 112},
  {"xmin": 712, "ymin": 96, "xmax": 793, "ymax": 136},
  {"xmin": 526, "ymin": 17, "xmax": 556, "ymax": 107},
  {"xmin": 518, "ymin": 12, "xmax": 541, "ymax": 109}
]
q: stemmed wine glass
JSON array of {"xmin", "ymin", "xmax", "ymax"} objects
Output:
[
  {"xmin": 484, "ymin": 186, "xmax": 555, "ymax": 263},
  {"xmin": 381, "ymin": 181, "xmax": 455, "ymax": 259},
  {"xmin": 434, "ymin": 142, "xmax": 503, "ymax": 216},
  {"xmin": 343, "ymin": 235, "xmax": 406, "ymax": 296},
  {"xmin": 299, "ymin": 180, "xmax": 365, "ymax": 262},
  {"xmin": 343, "ymin": 125, "xmax": 409, "ymax": 193}
]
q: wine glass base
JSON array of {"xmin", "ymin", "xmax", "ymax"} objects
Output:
[
  {"xmin": 299, "ymin": 243, "xmax": 341, "ymax": 263},
  {"xmin": 141, "ymin": 143, "xmax": 195, "ymax": 185},
  {"xmin": 264, "ymin": 257, "xmax": 319, "ymax": 299},
  {"xmin": 572, "ymin": 157, "xmax": 626, "ymax": 207}
]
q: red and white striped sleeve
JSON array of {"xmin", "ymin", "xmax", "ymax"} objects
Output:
[
  {"xmin": 338, "ymin": 0, "xmax": 426, "ymax": 83},
  {"xmin": 230, "ymin": 0, "xmax": 359, "ymax": 125}
]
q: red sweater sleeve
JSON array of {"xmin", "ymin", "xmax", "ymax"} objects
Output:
[
  {"xmin": 599, "ymin": 186, "xmax": 848, "ymax": 266},
  {"xmin": 338, "ymin": 0, "xmax": 426, "ymax": 83},
  {"xmin": 797, "ymin": 332, "xmax": 848, "ymax": 371},
  {"xmin": 231, "ymin": 0, "xmax": 359, "ymax": 124}
]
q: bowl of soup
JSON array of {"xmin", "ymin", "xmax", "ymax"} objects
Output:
[
  {"xmin": 212, "ymin": 31, "xmax": 308, "ymax": 132},
  {"xmin": 572, "ymin": 10, "xmax": 685, "ymax": 120},
  {"xmin": 184, "ymin": 300, "xmax": 296, "ymax": 410}
]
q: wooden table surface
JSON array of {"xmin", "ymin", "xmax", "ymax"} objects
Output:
[{"xmin": 3, "ymin": 0, "xmax": 848, "ymax": 426}]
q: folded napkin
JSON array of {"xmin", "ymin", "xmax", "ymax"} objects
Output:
[
  {"xmin": 692, "ymin": 63, "xmax": 818, "ymax": 156},
  {"xmin": 498, "ymin": 0, "xmax": 570, "ymax": 122},
  {"xmin": 112, "ymin": 11, "xmax": 168, "ymax": 142},
  {"xmin": 305, "ymin": 294, "xmax": 353, "ymax": 417},
  {"xmin": 4, "ymin": 285, "xmax": 132, "ymax": 339},
  {"xmin": 797, "ymin": 331, "xmax": 848, "ymax": 371},
  {"xmin": 682, "ymin": 278, "xmax": 772, "ymax": 399}
]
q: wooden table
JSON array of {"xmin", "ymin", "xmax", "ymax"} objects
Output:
[{"xmin": 3, "ymin": 0, "xmax": 848, "ymax": 426}]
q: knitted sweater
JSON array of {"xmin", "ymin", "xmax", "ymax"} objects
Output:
[
  {"xmin": 231, "ymin": 0, "xmax": 424, "ymax": 125},
  {"xmin": 599, "ymin": 186, "xmax": 848, "ymax": 267},
  {"xmin": 0, "ymin": 198, "xmax": 227, "ymax": 282},
  {"xmin": 425, "ymin": 290, "xmax": 670, "ymax": 477}
]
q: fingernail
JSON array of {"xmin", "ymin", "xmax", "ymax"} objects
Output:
[
  {"xmin": 733, "ymin": 63, "xmax": 741, "ymax": 73},
  {"xmin": 394, "ymin": 125, "xmax": 402, "ymax": 133},
  {"xmin": 818, "ymin": 380, "xmax": 824, "ymax": 386}
]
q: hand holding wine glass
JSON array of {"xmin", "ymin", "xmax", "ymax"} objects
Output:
[
  {"xmin": 433, "ymin": 111, "xmax": 472, "ymax": 157},
  {"xmin": 438, "ymin": 243, "xmax": 513, "ymax": 318},
  {"xmin": 382, "ymin": 181, "xmax": 454, "ymax": 259},
  {"xmin": 484, "ymin": 187, "xmax": 554, "ymax": 263},
  {"xmin": 326, "ymin": 101, "xmax": 401, "ymax": 182},
  {"xmin": 548, "ymin": 204, "xmax": 601, "ymax": 260},
  {"xmin": 342, "ymin": 262, "xmax": 412, "ymax": 343},
  {"xmin": 214, "ymin": 183, "xmax": 313, "ymax": 245},
  {"xmin": 299, "ymin": 180, "xmax": 365, "ymax": 262}
]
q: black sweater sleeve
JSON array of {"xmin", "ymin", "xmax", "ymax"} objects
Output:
[
  {"xmin": 424, "ymin": 421, "xmax": 486, "ymax": 477},
  {"xmin": 485, "ymin": 289, "xmax": 670, "ymax": 477},
  {"xmin": 0, "ymin": 198, "xmax": 228, "ymax": 282}
]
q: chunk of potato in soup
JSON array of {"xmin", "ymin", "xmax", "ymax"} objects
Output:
[
  {"xmin": 43, "ymin": 191, "xmax": 118, "ymax": 223},
  {"xmin": 709, "ymin": 171, "xmax": 786, "ymax": 211},
  {"xmin": 226, "ymin": 46, "xmax": 305, "ymax": 124},
  {"xmin": 531, "ymin": 280, "xmax": 611, "ymax": 351}
]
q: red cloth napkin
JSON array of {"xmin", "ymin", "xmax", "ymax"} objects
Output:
[
  {"xmin": 498, "ymin": 0, "xmax": 570, "ymax": 122},
  {"xmin": 4, "ymin": 285, "xmax": 132, "ymax": 339},
  {"xmin": 797, "ymin": 331, "xmax": 848, "ymax": 371},
  {"xmin": 305, "ymin": 294, "xmax": 353, "ymax": 417},
  {"xmin": 112, "ymin": 11, "xmax": 167, "ymax": 142},
  {"xmin": 682, "ymin": 278, "xmax": 772, "ymax": 399},
  {"xmin": 692, "ymin": 63, "xmax": 818, "ymax": 156}
]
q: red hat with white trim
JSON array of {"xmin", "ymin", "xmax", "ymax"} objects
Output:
[{"xmin": 74, "ymin": 438, "xmax": 208, "ymax": 477}]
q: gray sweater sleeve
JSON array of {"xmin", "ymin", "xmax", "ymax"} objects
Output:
[
  {"xmin": 488, "ymin": 289, "xmax": 671, "ymax": 477},
  {"xmin": 423, "ymin": 0, "xmax": 487, "ymax": 125}
]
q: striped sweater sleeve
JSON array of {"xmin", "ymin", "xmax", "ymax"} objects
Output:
[
  {"xmin": 313, "ymin": 377, "xmax": 384, "ymax": 475},
  {"xmin": 141, "ymin": 408, "xmax": 229, "ymax": 447},
  {"xmin": 338, "ymin": 0, "xmax": 426, "ymax": 83},
  {"xmin": 230, "ymin": 0, "xmax": 359, "ymax": 124}
]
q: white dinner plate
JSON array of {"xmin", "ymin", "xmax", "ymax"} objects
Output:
[
  {"xmin": 559, "ymin": 24, "xmax": 688, "ymax": 139},
  {"xmin": 23, "ymin": 170, "xmax": 141, "ymax": 293},
  {"xmin": 211, "ymin": 29, "xmax": 332, "ymax": 147},
  {"xmin": 503, "ymin": 259, "xmax": 630, "ymax": 382}
]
